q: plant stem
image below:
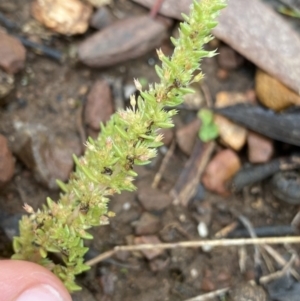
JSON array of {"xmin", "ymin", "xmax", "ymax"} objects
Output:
[{"xmin": 12, "ymin": 0, "xmax": 227, "ymax": 292}]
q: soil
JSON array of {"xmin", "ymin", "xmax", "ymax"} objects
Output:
[{"xmin": 0, "ymin": 1, "xmax": 299, "ymax": 301}]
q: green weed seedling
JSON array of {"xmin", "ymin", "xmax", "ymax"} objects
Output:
[{"xmin": 12, "ymin": 0, "xmax": 226, "ymax": 292}]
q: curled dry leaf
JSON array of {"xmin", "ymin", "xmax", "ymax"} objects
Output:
[{"xmin": 31, "ymin": 0, "xmax": 92, "ymax": 35}]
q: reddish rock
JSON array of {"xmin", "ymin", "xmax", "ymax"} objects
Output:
[
  {"xmin": 78, "ymin": 15, "xmax": 169, "ymax": 68},
  {"xmin": 0, "ymin": 134, "xmax": 15, "ymax": 187},
  {"xmin": 0, "ymin": 32, "xmax": 26, "ymax": 74},
  {"xmin": 202, "ymin": 149, "xmax": 241, "ymax": 196},
  {"xmin": 134, "ymin": 212, "xmax": 160, "ymax": 235},
  {"xmin": 176, "ymin": 118, "xmax": 201, "ymax": 156},
  {"xmin": 247, "ymin": 132, "xmax": 273, "ymax": 163},
  {"xmin": 134, "ymin": 235, "xmax": 164, "ymax": 260},
  {"xmin": 217, "ymin": 45, "xmax": 244, "ymax": 70},
  {"xmin": 84, "ymin": 80, "xmax": 114, "ymax": 131},
  {"xmin": 137, "ymin": 178, "xmax": 172, "ymax": 211}
]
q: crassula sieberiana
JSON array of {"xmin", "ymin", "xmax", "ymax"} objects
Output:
[{"xmin": 12, "ymin": 0, "xmax": 226, "ymax": 292}]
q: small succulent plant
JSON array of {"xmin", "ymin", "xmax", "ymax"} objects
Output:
[{"xmin": 12, "ymin": 0, "xmax": 226, "ymax": 292}]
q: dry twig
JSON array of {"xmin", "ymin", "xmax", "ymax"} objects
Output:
[{"xmin": 85, "ymin": 236, "xmax": 300, "ymax": 266}]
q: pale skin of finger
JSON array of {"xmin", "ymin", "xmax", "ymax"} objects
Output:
[{"xmin": 0, "ymin": 260, "xmax": 72, "ymax": 301}]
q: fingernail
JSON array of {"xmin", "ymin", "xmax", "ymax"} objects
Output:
[{"xmin": 16, "ymin": 284, "xmax": 65, "ymax": 301}]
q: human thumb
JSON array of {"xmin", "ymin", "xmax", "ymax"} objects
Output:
[{"xmin": 0, "ymin": 260, "xmax": 72, "ymax": 301}]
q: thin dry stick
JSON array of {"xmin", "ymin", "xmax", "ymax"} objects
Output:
[
  {"xmin": 152, "ymin": 140, "xmax": 176, "ymax": 188},
  {"xmin": 258, "ymin": 252, "xmax": 297, "ymax": 284},
  {"xmin": 214, "ymin": 221, "xmax": 239, "ymax": 238},
  {"xmin": 237, "ymin": 214, "xmax": 262, "ymax": 271},
  {"xmin": 85, "ymin": 236, "xmax": 300, "ymax": 266},
  {"xmin": 263, "ymin": 244, "xmax": 300, "ymax": 280},
  {"xmin": 184, "ymin": 253, "xmax": 297, "ymax": 301}
]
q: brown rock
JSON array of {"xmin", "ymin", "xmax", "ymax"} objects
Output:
[
  {"xmin": 255, "ymin": 69, "xmax": 300, "ymax": 111},
  {"xmin": 84, "ymin": 80, "xmax": 114, "ymax": 131},
  {"xmin": 0, "ymin": 70, "xmax": 14, "ymax": 103},
  {"xmin": 90, "ymin": 7, "xmax": 113, "ymax": 30},
  {"xmin": 0, "ymin": 134, "xmax": 15, "ymax": 187},
  {"xmin": 0, "ymin": 32, "xmax": 26, "ymax": 74},
  {"xmin": 12, "ymin": 122, "xmax": 82, "ymax": 189},
  {"xmin": 202, "ymin": 149, "xmax": 241, "ymax": 196},
  {"xmin": 78, "ymin": 15, "xmax": 169, "ymax": 68},
  {"xmin": 176, "ymin": 118, "xmax": 201, "ymax": 156},
  {"xmin": 134, "ymin": 212, "xmax": 160, "ymax": 235},
  {"xmin": 134, "ymin": 235, "xmax": 164, "ymax": 260},
  {"xmin": 247, "ymin": 132, "xmax": 273, "ymax": 163},
  {"xmin": 217, "ymin": 45, "xmax": 244, "ymax": 70},
  {"xmin": 31, "ymin": 0, "xmax": 92, "ymax": 35},
  {"xmin": 137, "ymin": 178, "xmax": 172, "ymax": 211}
]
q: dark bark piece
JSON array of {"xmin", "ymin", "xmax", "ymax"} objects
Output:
[
  {"xmin": 78, "ymin": 15, "xmax": 170, "ymax": 68},
  {"xmin": 231, "ymin": 159, "xmax": 281, "ymax": 193},
  {"xmin": 214, "ymin": 104, "xmax": 300, "ymax": 146},
  {"xmin": 231, "ymin": 156, "xmax": 300, "ymax": 192},
  {"xmin": 171, "ymin": 140, "xmax": 215, "ymax": 206},
  {"xmin": 133, "ymin": 0, "xmax": 300, "ymax": 93},
  {"xmin": 228, "ymin": 225, "xmax": 295, "ymax": 238}
]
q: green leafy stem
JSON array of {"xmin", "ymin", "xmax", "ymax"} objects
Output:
[{"xmin": 12, "ymin": 0, "xmax": 226, "ymax": 292}]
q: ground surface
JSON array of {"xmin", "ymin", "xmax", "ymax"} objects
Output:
[{"xmin": 0, "ymin": 1, "xmax": 299, "ymax": 301}]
